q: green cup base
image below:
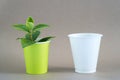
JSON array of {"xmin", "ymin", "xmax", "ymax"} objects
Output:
[{"xmin": 26, "ymin": 71, "xmax": 47, "ymax": 75}]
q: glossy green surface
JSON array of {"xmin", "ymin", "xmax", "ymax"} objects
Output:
[{"xmin": 23, "ymin": 41, "xmax": 50, "ymax": 74}]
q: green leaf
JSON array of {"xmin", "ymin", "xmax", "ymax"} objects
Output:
[
  {"xmin": 32, "ymin": 31, "xmax": 40, "ymax": 40},
  {"xmin": 25, "ymin": 33, "xmax": 31, "ymax": 40},
  {"xmin": 33, "ymin": 24, "xmax": 49, "ymax": 31},
  {"xmin": 38, "ymin": 36, "xmax": 55, "ymax": 42},
  {"xmin": 25, "ymin": 31, "xmax": 40, "ymax": 41},
  {"xmin": 13, "ymin": 24, "xmax": 29, "ymax": 32},
  {"xmin": 20, "ymin": 38, "xmax": 35, "ymax": 48},
  {"xmin": 26, "ymin": 22, "xmax": 34, "ymax": 31},
  {"xmin": 26, "ymin": 16, "xmax": 34, "ymax": 23}
]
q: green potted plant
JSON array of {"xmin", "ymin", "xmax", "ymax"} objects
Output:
[{"xmin": 13, "ymin": 17, "xmax": 54, "ymax": 74}]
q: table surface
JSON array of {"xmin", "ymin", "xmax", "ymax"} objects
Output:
[{"xmin": 0, "ymin": 67, "xmax": 119, "ymax": 80}]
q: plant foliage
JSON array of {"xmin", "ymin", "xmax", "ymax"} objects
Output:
[{"xmin": 13, "ymin": 17, "xmax": 54, "ymax": 48}]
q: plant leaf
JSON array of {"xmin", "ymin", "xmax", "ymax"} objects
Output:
[
  {"xmin": 25, "ymin": 31, "xmax": 40, "ymax": 41},
  {"xmin": 26, "ymin": 16, "xmax": 34, "ymax": 23},
  {"xmin": 32, "ymin": 31, "xmax": 40, "ymax": 40},
  {"xmin": 20, "ymin": 38, "xmax": 35, "ymax": 48},
  {"xmin": 25, "ymin": 33, "xmax": 31, "ymax": 40},
  {"xmin": 13, "ymin": 24, "xmax": 29, "ymax": 32},
  {"xmin": 33, "ymin": 24, "xmax": 49, "ymax": 31},
  {"xmin": 38, "ymin": 36, "xmax": 55, "ymax": 42},
  {"xmin": 26, "ymin": 22, "xmax": 34, "ymax": 31}
]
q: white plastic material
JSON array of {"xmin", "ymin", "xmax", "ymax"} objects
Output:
[{"xmin": 68, "ymin": 33, "xmax": 103, "ymax": 73}]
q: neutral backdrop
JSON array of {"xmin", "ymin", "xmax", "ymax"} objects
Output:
[{"xmin": 0, "ymin": 0, "xmax": 120, "ymax": 74}]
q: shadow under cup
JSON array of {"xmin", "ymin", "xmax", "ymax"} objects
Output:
[{"xmin": 68, "ymin": 33, "xmax": 103, "ymax": 73}]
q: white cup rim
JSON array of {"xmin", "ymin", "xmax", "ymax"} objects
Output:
[{"xmin": 68, "ymin": 33, "xmax": 103, "ymax": 38}]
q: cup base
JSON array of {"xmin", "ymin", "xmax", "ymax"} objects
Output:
[
  {"xmin": 26, "ymin": 71, "xmax": 47, "ymax": 75},
  {"xmin": 75, "ymin": 69, "xmax": 96, "ymax": 73}
]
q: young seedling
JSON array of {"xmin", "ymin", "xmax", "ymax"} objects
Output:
[{"xmin": 13, "ymin": 17, "xmax": 54, "ymax": 48}]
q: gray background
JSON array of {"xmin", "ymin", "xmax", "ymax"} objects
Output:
[{"xmin": 0, "ymin": 0, "xmax": 120, "ymax": 79}]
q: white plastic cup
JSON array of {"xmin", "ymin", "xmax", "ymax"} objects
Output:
[{"xmin": 68, "ymin": 33, "xmax": 103, "ymax": 73}]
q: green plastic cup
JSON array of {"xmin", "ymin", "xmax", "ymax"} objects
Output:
[{"xmin": 23, "ymin": 41, "xmax": 50, "ymax": 74}]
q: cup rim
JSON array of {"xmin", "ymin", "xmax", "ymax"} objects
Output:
[
  {"xmin": 68, "ymin": 33, "xmax": 103, "ymax": 38},
  {"xmin": 35, "ymin": 41, "xmax": 51, "ymax": 44}
]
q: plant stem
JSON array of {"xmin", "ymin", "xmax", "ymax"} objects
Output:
[{"xmin": 30, "ymin": 30, "xmax": 33, "ymax": 41}]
